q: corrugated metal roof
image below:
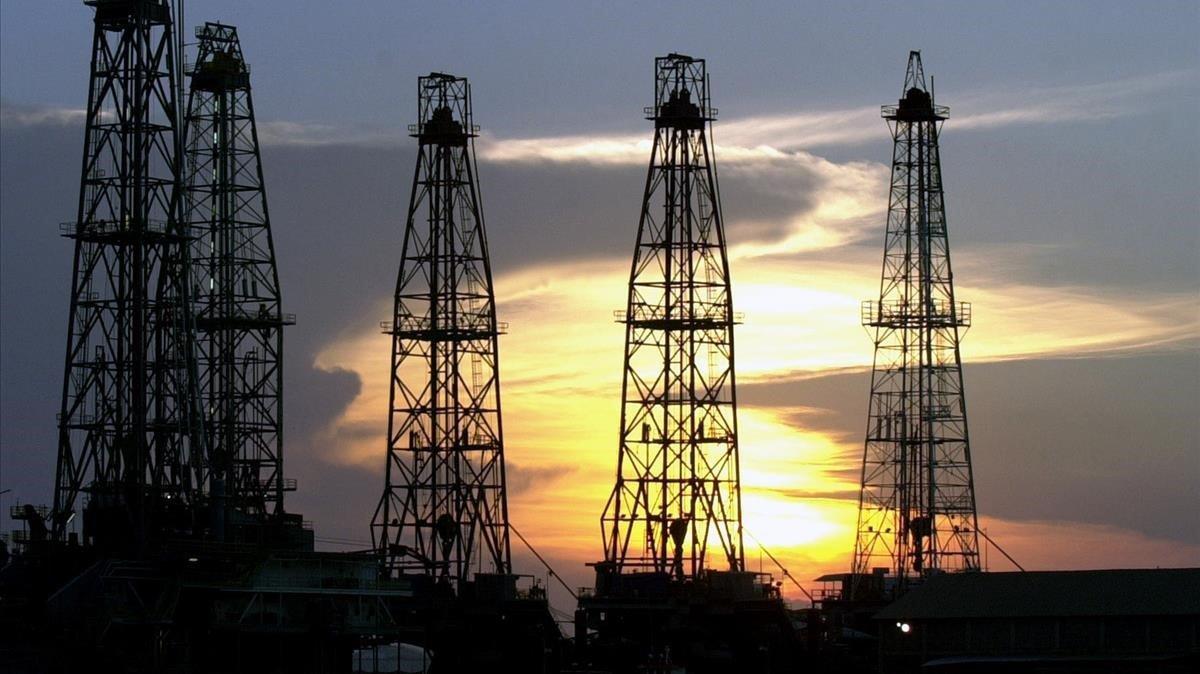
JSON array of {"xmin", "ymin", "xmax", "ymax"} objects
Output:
[{"xmin": 874, "ymin": 568, "xmax": 1200, "ymax": 620}]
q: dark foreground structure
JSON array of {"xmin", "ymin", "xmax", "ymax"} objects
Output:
[
  {"xmin": 0, "ymin": 3, "xmax": 559, "ymax": 672},
  {"xmin": 874, "ymin": 569, "xmax": 1200, "ymax": 673},
  {"xmin": 0, "ymin": 3, "xmax": 395, "ymax": 672}
]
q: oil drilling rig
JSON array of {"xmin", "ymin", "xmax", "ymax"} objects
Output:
[
  {"xmin": 815, "ymin": 52, "xmax": 982, "ymax": 646},
  {"xmin": 369, "ymin": 71, "xmax": 559, "ymax": 672},
  {"xmin": 1, "ymin": 5, "xmax": 399, "ymax": 672},
  {"xmin": 373, "ymin": 73, "xmax": 512, "ymax": 588},
  {"xmin": 851, "ymin": 50, "xmax": 980, "ymax": 596},
  {"xmin": 574, "ymin": 54, "xmax": 795, "ymax": 673},
  {"xmin": 51, "ymin": 0, "xmax": 202, "ymax": 557},
  {"xmin": 184, "ymin": 21, "xmax": 301, "ymax": 546}
]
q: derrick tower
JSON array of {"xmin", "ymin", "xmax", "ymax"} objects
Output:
[
  {"xmin": 184, "ymin": 22, "xmax": 293, "ymax": 524},
  {"xmin": 52, "ymin": 0, "xmax": 202, "ymax": 550},
  {"xmin": 851, "ymin": 51, "xmax": 980, "ymax": 592},
  {"xmin": 600, "ymin": 53, "xmax": 744, "ymax": 581},
  {"xmin": 372, "ymin": 74, "xmax": 512, "ymax": 587}
]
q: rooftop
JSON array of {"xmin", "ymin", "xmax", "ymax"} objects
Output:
[{"xmin": 875, "ymin": 568, "xmax": 1200, "ymax": 620}]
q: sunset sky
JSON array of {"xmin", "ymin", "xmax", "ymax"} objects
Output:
[{"xmin": 2, "ymin": 1, "xmax": 1197, "ymax": 616}]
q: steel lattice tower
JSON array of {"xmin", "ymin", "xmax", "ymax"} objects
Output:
[
  {"xmin": 183, "ymin": 22, "xmax": 293, "ymax": 524},
  {"xmin": 851, "ymin": 51, "xmax": 980, "ymax": 592},
  {"xmin": 600, "ymin": 54, "xmax": 744, "ymax": 581},
  {"xmin": 52, "ymin": 0, "xmax": 203, "ymax": 549},
  {"xmin": 371, "ymin": 74, "xmax": 512, "ymax": 586}
]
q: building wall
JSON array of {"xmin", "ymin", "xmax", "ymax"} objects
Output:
[{"xmin": 880, "ymin": 615, "xmax": 1200, "ymax": 673}]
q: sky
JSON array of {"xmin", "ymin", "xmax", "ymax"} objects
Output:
[{"xmin": 2, "ymin": 1, "xmax": 1198, "ymax": 617}]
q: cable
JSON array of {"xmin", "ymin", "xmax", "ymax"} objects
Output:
[
  {"xmin": 743, "ymin": 527, "xmax": 814, "ymax": 602},
  {"xmin": 977, "ymin": 526, "xmax": 1025, "ymax": 572},
  {"xmin": 510, "ymin": 523, "xmax": 578, "ymax": 602},
  {"xmin": 314, "ymin": 536, "xmax": 374, "ymax": 548}
]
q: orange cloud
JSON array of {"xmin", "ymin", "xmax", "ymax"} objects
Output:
[
  {"xmin": 305, "ymin": 239, "xmax": 1195, "ymax": 606},
  {"xmin": 300, "ymin": 118, "xmax": 1197, "ymax": 602}
]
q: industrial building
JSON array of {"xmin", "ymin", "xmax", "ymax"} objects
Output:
[{"xmin": 874, "ymin": 569, "xmax": 1200, "ymax": 673}]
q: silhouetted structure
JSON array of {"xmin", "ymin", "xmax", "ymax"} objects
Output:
[
  {"xmin": 365, "ymin": 72, "xmax": 558, "ymax": 673},
  {"xmin": 577, "ymin": 54, "xmax": 794, "ymax": 674},
  {"xmin": 600, "ymin": 54, "xmax": 743, "ymax": 582},
  {"xmin": 1, "ymin": 9, "xmax": 398, "ymax": 672},
  {"xmin": 52, "ymin": 0, "xmax": 204, "ymax": 553},
  {"xmin": 371, "ymin": 72, "xmax": 513, "ymax": 590},
  {"xmin": 184, "ymin": 21, "xmax": 299, "ymax": 540},
  {"xmin": 851, "ymin": 51, "xmax": 980, "ymax": 597}
]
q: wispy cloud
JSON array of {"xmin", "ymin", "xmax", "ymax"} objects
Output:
[
  {"xmin": 477, "ymin": 69, "xmax": 1196, "ymax": 164},
  {"xmin": 724, "ymin": 153, "xmax": 887, "ymax": 257},
  {"xmin": 479, "ymin": 132, "xmax": 648, "ymax": 165},
  {"xmin": 0, "ymin": 100, "xmax": 87, "ymax": 126},
  {"xmin": 483, "ymin": 138, "xmax": 891, "ymax": 259},
  {"xmin": 254, "ymin": 120, "xmax": 402, "ymax": 147},
  {"xmin": 726, "ymin": 69, "xmax": 1197, "ymax": 149},
  {"xmin": 6, "ymin": 68, "xmax": 1189, "ymax": 151},
  {"xmin": 953, "ymin": 69, "xmax": 1196, "ymax": 131},
  {"xmin": 0, "ymin": 100, "xmax": 401, "ymax": 148}
]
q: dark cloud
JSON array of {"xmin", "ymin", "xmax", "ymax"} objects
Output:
[
  {"xmin": 0, "ymin": 118, "xmax": 392, "ymax": 536},
  {"xmin": 942, "ymin": 109, "xmax": 1199, "ymax": 291},
  {"xmin": 739, "ymin": 351, "xmax": 1200, "ymax": 546},
  {"xmin": 482, "ymin": 152, "xmax": 826, "ymax": 269},
  {"xmin": 506, "ymin": 462, "xmax": 578, "ymax": 496},
  {"xmin": 288, "ymin": 456, "xmax": 379, "ymax": 548},
  {"xmin": 720, "ymin": 157, "xmax": 824, "ymax": 242},
  {"xmin": 481, "ymin": 158, "xmax": 642, "ymax": 267},
  {"xmin": 0, "ymin": 119, "xmax": 79, "ymax": 514},
  {"xmin": 263, "ymin": 142, "xmax": 403, "ymax": 346}
]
